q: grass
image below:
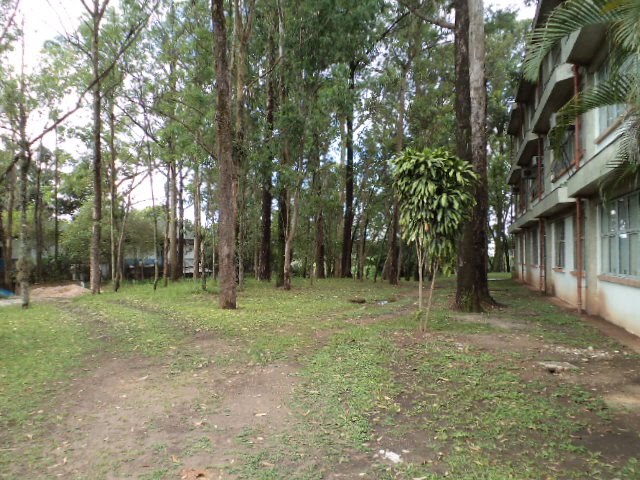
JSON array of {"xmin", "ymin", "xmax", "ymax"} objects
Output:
[
  {"xmin": 1, "ymin": 275, "xmax": 638, "ymax": 479},
  {"xmin": 0, "ymin": 305, "xmax": 92, "ymax": 427}
]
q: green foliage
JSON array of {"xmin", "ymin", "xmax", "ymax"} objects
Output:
[{"xmin": 392, "ymin": 147, "xmax": 477, "ymax": 265}]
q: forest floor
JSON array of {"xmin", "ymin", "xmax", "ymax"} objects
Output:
[{"xmin": 1, "ymin": 276, "xmax": 640, "ymax": 479}]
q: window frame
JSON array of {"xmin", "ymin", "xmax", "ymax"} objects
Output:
[
  {"xmin": 600, "ymin": 191, "xmax": 640, "ymax": 278},
  {"xmin": 555, "ymin": 219, "xmax": 566, "ymax": 269}
]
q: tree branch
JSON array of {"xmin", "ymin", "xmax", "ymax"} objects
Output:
[
  {"xmin": 0, "ymin": 0, "xmax": 20, "ymax": 47},
  {"xmin": 397, "ymin": 0, "xmax": 454, "ymax": 30}
]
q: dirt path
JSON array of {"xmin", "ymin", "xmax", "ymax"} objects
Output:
[
  {"xmin": 30, "ymin": 330, "xmax": 299, "ymax": 479},
  {"xmin": 5, "ymin": 284, "xmax": 640, "ymax": 479}
]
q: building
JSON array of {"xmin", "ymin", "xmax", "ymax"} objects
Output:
[{"xmin": 507, "ymin": 0, "xmax": 640, "ymax": 336}]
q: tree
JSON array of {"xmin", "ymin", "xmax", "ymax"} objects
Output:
[
  {"xmin": 212, "ymin": 0, "xmax": 238, "ymax": 309},
  {"xmin": 393, "ymin": 147, "xmax": 476, "ymax": 331},
  {"xmin": 454, "ymin": 0, "xmax": 494, "ymax": 311}
]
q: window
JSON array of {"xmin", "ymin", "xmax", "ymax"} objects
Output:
[
  {"xmin": 555, "ymin": 220, "xmax": 566, "ymax": 268},
  {"xmin": 595, "ymin": 64, "xmax": 627, "ymax": 135},
  {"xmin": 573, "ymin": 210, "xmax": 586, "ymax": 271},
  {"xmin": 601, "ymin": 191, "xmax": 640, "ymax": 277},
  {"xmin": 531, "ymin": 227, "xmax": 539, "ymax": 266}
]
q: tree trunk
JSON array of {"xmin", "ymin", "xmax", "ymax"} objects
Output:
[
  {"xmin": 315, "ymin": 211, "xmax": 325, "ymax": 279},
  {"xmin": 34, "ymin": 150, "xmax": 43, "ymax": 282},
  {"xmin": 283, "ymin": 180, "xmax": 301, "ymax": 291},
  {"xmin": 90, "ymin": 4, "xmax": 103, "ymax": 295},
  {"xmin": 258, "ymin": 28, "xmax": 276, "ymax": 282},
  {"xmin": 341, "ymin": 62, "xmax": 357, "ymax": 278},
  {"xmin": 259, "ymin": 181, "xmax": 272, "ymax": 280},
  {"xmin": 212, "ymin": 0, "xmax": 238, "ymax": 309},
  {"xmin": 109, "ymin": 98, "xmax": 118, "ymax": 288},
  {"xmin": 114, "ymin": 196, "xmax": 132, "ymax": 292},
  {"xmin": 148, "ymin": 151, "xmax": 160, "ymax": 290},
  {"xmin": 194, "ymin": 162, "xmax": 201, "ymax": 280},
  {"xmin": 3, "ymin": 166, "xmax": 15, "ymax": 289},
  {"xmin": 358, "ymin": 217, "xmax": 368, "ymax": 281},
  {"xmin": 162, "ymin": 179, "xmax": 170, "ymax": 287},
  {"xmin": 0, "ymin": 197, "xmax": 5, "ymax": 289},
  {"xmin": 455, "ymin": 0, "xmax": 494, "ymax": 311},
  {"xmin": 18, "ymin": 150, "xmax": 30, "ymax": 308},
  {"xmin": 54, "ymin": 128, "xmax": 60, "ymax": 266},
  {"xmin": 17, "ymin": 73, "xmax": 31, "ymax": 308},
  {"xmin": 168, "ymin": 160, "xmax": 178, "ymax": 280},
  {"xmin": 177, "ymin": 163, "xmax": 185, "ymax": 278}
]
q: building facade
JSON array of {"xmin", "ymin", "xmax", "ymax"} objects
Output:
[{"xmin": 508, "ymin": 0, "xmax": 640, "ymax": 335}]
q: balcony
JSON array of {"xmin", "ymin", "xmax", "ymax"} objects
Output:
[
  {"xmin": 507, "ymin": 104, "xmax": 523, "ymax": 135},
  {"xmin": 507, "ymin": 165, "xmax": 521, "ymax": 185},
  {"xmin": 564, "ymin": 26, "xmax": 607, "ymax": 66},
  {"xmin": 509, "ymin": 185, "xmax": 574, "ymax": 234},
  {"xmin": 552, "ymin": 129, "xmax": 576, "ymax": 180},
  {"xmin": 515, "ymin": 132, "xmax": 538, "ymax": 167},
  {"xmin": 532, "ymin": 63, "xmax": 574, "ymax": 133}
]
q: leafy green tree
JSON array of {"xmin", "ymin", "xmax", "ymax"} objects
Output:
[{"xmin": 392, "ymin": 147, "xmax": 476, "ymax": 330}]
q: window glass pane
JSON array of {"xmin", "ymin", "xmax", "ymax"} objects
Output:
[
  {"xmin": 620, "ymin": 233, "xmax": 630, "ymax": 275},
  {"xmin": 608, "ymin": 202, "xmax": 618, "ymax": 233},
  {"xmin": 602, "ymin": 236, "xmax": 610, "ymax": 274},
  {"xmin": 618, "ymin": 197, "xmax": 629, "ymax": 231},
  {"xmin": 630, "ymin": 194, "xmax": 639, "ymax": 230},
  {"xmin": 630, "ymin": 233, "xmax": 639, "ymax": 276},
  {"xmin": 610, "ymin": 236, "xmax": 619, "ymax": 274}
]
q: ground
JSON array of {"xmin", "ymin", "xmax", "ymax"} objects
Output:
[{"xmin": 1, "ymin": 276, "xmax": 639, "ymax": 479}]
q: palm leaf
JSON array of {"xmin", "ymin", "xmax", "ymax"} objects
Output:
[
  {"xmin": 549, "ymin": 72, "xmax": 632, "ymax": 149},
  {"xmin": 523, "ymin": 0, "xmax": 622, "ymax": 81}
]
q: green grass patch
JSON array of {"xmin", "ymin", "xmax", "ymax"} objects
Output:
[
  {"xmin": 0, "ymin": 305, "xmax": 92, "ymax": 427},
  {"xmin": 297, "ymin": 325, "xmax": 401, "ymax": 452}
]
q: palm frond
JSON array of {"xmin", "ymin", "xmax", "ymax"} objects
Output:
[
  {"xmin": 549, "ymin": 72, "xmax": 632, "ymax": 148},
  {"xmin": 523, "ymin": 0, "xmax": 621, "ymax": 81},
  {"xmin": 610, "ymin": 109, "xmax": 640, "ymax": 168}
]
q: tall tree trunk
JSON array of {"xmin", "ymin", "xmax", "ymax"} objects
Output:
[
  {"xmin": 276, "ymin": 190, "xmax": 287, "ymax": 287},
  {"xmin": 259, "ymin": 182, "xmax": 272, "ymax": 280},
  {"xmin": 177, "ymin": 162, "xmax": 185, "ymax": 278},
  {"xmin": 3, "ymin": 166, "xmax": 15, "ymax": 289},
  {"xmin": 17, "ymin": 55, "xmax": 31, "ymax": 307},
  {"xmin": 90, "ymin": 3, "xmax": 103, "ymax": 295},
  {"xmin": 212, "ymin": 0, "xmax": 238, "ymax": 309},
  {"xmin": 168, "ymin": 160, "xmax": 178, "ymax": 280},
  {"xmin": 162, "ymin": 179, "xmax": 170, "ymax": 287},
  {"xmin": 315, "ymin": 211, "xmax": 326, "ymax": 279},
  {"xmin": 0, "ymin": 197, "xmax": 5, "ymax": 289},
  {"xmin": 114, "ymin": 196, "xmax": 131, "ymax": 292},
  {"xmin": 258, "ymin": 26, "xmax": 277, "ymax": 282},
  {"xmin": 18, "ymin": 149, "xmax": 30, "ymax": 308},
  {"xmin": 53, "ymin": 128, "xmax": 60, "ymax": 266},
  {"xmin": 388, "ymin": 64, "xmax": 408, "ymax": 286},
  {"xmin": 341, "ymin": 62, "xmax": 357, "ymax": 278},
  {"xmin": 34, "ymin": 150, "xmax": 43, "ymax": 282},
  {"xmin": 147, "ymin": 150, "xmax": 160, "ymax": 290},
  {"xmin": 109, "ymin": 97, "xmax": 118, "ymax": 288},
  {"xmin": 283, "ymin": 176, "xmax": 301, "ymax": 291},
  {"xmin": 455, "ymin": 0, "xmax": 494, "ymax": 311},
  {"xmin": 358, "ymin": 216, "xmax": 368, "ymax": 281},
  {"xmin": 194, "ymin": 162, "xmax": 201, "ymax": 280}
]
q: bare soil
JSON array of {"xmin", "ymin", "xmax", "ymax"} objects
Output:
[
  {"xmin": 4, "ymin": 288, "xmax": 640, "ymax": 479},
  {"xmin": 30, "ymin": 283, "xmax": 90, "ymax": 300}
]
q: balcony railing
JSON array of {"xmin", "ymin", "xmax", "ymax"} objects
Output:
[{"xmin": 552, "ymin": 128, "xmax": 575, "ymax": 179}]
